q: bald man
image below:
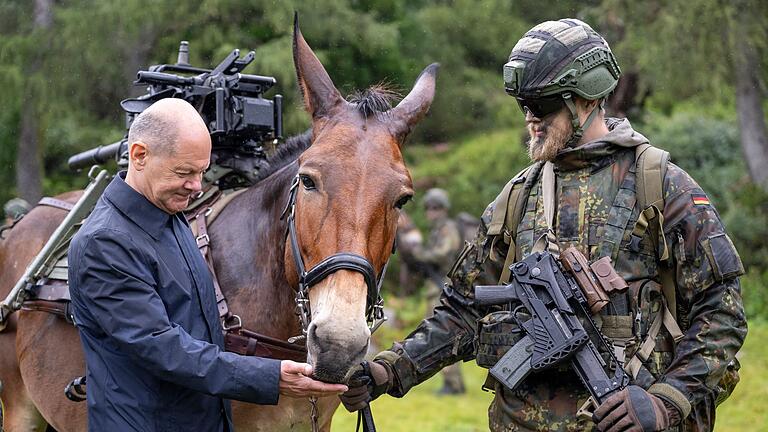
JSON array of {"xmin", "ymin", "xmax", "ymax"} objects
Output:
[{"xmin": 69, "ymin": 99, "xmax": 346, "ymax": 432}]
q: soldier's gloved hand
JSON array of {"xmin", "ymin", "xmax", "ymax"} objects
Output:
[
  {"xmin": 593, "ymin": 385, "xmax": 680, "ymax": 432},
  {"xmin": 339, "ymin": 360, "xmax": 393, "ymax": 412}
]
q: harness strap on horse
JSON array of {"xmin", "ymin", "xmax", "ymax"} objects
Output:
[
  {"xmin": 0, "ymin": 197, "xmax": 75, "ymax": 239},
  {"xmin": 21, "ymin": 299, "xmax": 75, "ymax": 324},
  {"xmin": 224, "ymin": 328, "xmax": 308, "ymax": 362},
  {"xmin": 16, "ymin": 199, "xmax": 77, "ymax": 322},
  {"xmin": 194, "ymin": 206, "xmax": 232, "ymax": 321},
  {"xmin": 38, "ymin": 197, "xmax": 76, "ymax": 212},
  {"xmin": 186, "ymin": 189, "xmax": 309, "ymax": 361}
]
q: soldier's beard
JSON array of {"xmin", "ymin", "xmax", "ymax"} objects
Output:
[{"xmin": 527, "ymin": 114, "xmax": 573, "ymax": 162}]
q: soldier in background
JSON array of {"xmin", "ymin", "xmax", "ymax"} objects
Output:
[
  {"xmin": 1, "ymin": 198, "xmax": 31, "ymax": 238},
  {"xmin": 396, "ymin": 188, "xmax": 466, "ymax": 395},
  {"xmin": 3, "ymin": 198, "xmax": 30, "ymax": 225}
]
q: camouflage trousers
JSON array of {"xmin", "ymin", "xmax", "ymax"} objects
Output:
[{"xmin": 486, "ymin": 370, "xmax": 686, "ymax": 432}]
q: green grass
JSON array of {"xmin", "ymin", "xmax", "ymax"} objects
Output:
[
  {"xmin": 331, "ymin": 362, "xmax": 492, "ymax": 432},
  {"xmin": 715, "ymin": 319, "xmax": 768, "ymax": 431},
  {"xmin": 331, "ymin": 317, "xmax": 767, "ymax": 432}
]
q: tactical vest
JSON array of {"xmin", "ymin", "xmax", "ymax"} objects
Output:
[{"xmin": 485, "ymin": 144, "xmax": 683, "ymax": 384}]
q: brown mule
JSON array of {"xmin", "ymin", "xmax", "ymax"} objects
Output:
[{"xmin": 0, "ymin": 17, "xmax": 437, "ymax": 432}]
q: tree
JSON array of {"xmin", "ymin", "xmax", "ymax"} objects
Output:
[
  {"xmin": 729, "ymin": 0, "xmax": 768, "ymax": 189},
  {"xmin": 15, "ymin": 0, "xmax": 52, "ymax": 204},
  {"xmin": 593, "ymin": 0, "xmax": 768, "ymax": 190}
]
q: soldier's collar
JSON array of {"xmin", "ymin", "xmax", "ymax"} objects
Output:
[
  {"xmin": 552, "ymin": 118, "xmax": 648, "ymax": 172},
  {"xmin": 552, "ymin": 141, "xmax": 624, "ymax": 172}
]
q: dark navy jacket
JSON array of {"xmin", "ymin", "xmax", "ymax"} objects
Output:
[{"xmin": 69, "ymin": 172, "xmax": 281, "ymax": 432}]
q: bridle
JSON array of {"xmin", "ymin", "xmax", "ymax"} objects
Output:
[
  {"xmin": 281, "ymin": 173, "xmax": 388, "ymax": 432},
  {"xmin": 281, "ymin": 175, "xmax": 389, "ymax": 341}
]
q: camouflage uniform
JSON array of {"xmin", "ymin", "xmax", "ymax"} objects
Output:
[
  {"xmin": 376, "ymin": 118, "xmax": 747, "ymax": 431},
  {"xmin": 399, "ymin": 214, "xmax": 466, "ymax": 393},
  {"xmin": 3, "ymin": 198, "xmax": 30, "ymax": 222}
]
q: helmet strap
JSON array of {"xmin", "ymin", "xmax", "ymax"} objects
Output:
[{"xmin": 562, "ymin": 92, "xmax": 601, "ymax": 148}]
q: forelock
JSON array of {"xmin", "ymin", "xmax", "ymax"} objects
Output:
[{"xmin": 348, "ymin": 84, "xmax": 402, "ymax": 119}]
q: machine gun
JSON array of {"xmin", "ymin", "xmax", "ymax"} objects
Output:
[
  {"xmin": 68, "ymin": 41, "xmax": 284, "ymax": 190},
  {"xmin": 474, "ymin": 248, "xmax": 630, "ymax": 418}
]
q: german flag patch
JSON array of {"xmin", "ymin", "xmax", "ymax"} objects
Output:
[{"xmin": 692, "ymin": 194, "xmax": 710, "ymax": 206}]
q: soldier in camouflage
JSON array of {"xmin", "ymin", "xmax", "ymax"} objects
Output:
[
  {"xmin": 3, "ymin": 198, "xmax": 30, "ymax": 225},
  {"xmin": 397, "ymin": 188, "xmax": 466, "ymax": 394},
  {"xmin": 341, "ymin": 19, "xmax": 747, "ymax": 432},
  {"xmin": 1, "ymin": 198, "xmax": 31, "ymax": 239}
]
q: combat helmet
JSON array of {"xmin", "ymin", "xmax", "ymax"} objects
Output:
[
  {"xmin": 504, "ymin": 19, "xmax": 621, "ymax": 145},
  {"xmin": 423, "ymin": 188, "xmax": 450, "ymax": 210}
]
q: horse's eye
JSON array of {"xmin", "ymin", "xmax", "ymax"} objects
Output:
[
  {"xmin": 395, "ymin": 194, "xmax": 412, "ymax": 209},
  {"xmin": 300, "ymin": 174, "xmax": 316, "ymax": 190}
]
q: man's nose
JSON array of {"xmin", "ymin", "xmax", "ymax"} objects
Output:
[
  {"xmin": 185, "ymin": 177, "xmax": 202, "ymax": 192},
  {"xmin": 524, "ymin": 108, "xmax": 539, "ymax": 122}
]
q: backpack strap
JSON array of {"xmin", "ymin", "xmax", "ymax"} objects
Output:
[
  {"xmin": 531, "ymin": 162, "xmax": 561, "ymax": 259},
  {"xmin": 632, "ymin": 144, "xmax": 670, "ymax": 261},
  {"xmin": 623, "ymin": 144, "xmax": 684, "ymax": 378},
  {"xmin": 632, "ymin": 144, "xmax": 678, "ymax": 320},
  {"xmin": 487, "ymin": 162, "xmax": 544, "ymax": 284}
]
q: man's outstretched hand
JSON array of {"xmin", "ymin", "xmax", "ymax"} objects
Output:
[{"xmin": 279, "ymin": 360, "xmax": 348, "ymax": 398}]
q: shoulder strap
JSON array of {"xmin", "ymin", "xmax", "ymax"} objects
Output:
[
  {"xmin": 488, "ymin": 162, "xmax": 544, "ymax": 284},
  {"xmin": 487, "ymin": 165, "xmax": 534, "ymax": 237},
  {"xmin": 633, "ymin": 144, "xmax": 680, "ymax": 324},
  {"xmin": 634, "ymin": 144, "xmax": 669, "ymax": 212}
]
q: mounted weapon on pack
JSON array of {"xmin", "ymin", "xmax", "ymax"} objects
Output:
[
  {"xmin": 1, "ymin": 42, "xmax": 284, "ymax": 331},
  {"xmin": 68, "ymin": 41, "xmax": 284, "ymax": 190},
  {"xmin": 474, "ymin": 248, "xmax": 630, "ymax": 419}
]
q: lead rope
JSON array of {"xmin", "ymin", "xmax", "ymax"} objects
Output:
[
  {"xmin": 310, "ymin": 396, "xmax": 319, "ymax": 432},
  {"xmin": 353, "ymin": 362, "xmax": 377, "ymax": 432}
]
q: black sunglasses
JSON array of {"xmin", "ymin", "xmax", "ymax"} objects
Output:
[{"xmin": 516, "ymin": 96, "xmax": 565, "ymax": 118}]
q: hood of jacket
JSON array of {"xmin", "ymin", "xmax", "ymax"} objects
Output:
[{"xmin": 553, "ymin": 117, "xmax": 649, "ymax": 171}]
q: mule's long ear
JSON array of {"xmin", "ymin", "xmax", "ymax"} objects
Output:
[
  {"xmin": 293, "ymin": 13, "xmax": 343, "ymax": 119},
  {"xmin": 389, "ymin": 63, "xmax": 439, "ymax": 144}
]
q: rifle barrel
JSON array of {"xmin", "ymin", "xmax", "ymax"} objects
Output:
[
  {"xmin": 68, "ymin": 141, "xmax": 121, "ymax": 171},
  {"xmin": 237, "ymin": 73, "xmax": 277, "ymax": 87},
  {"xmin": 136, "ymin": 71, "xmax": 196, "ymax": 86}
]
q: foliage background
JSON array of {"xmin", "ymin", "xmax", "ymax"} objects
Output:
[{"xmin": 1, "ymin": 0, "xmax": 766, "ymax": 430}]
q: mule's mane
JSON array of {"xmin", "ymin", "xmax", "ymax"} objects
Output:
[
  {"xmin": 255, "ymin": 130, "xmax": 313, "ymax": 181},
  {"xmin": 348, "ymin": 84, "xmax": 402, "ymax": 119}
]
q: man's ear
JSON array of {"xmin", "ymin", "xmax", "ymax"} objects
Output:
[
  {"xmin": 129, "ymin": 141, "xmax": 149, "ymax": 171},
  {"xmin": 575, "ymin": 96, "xmax": 599, "ymax": 112}
]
